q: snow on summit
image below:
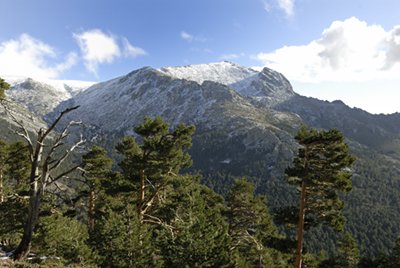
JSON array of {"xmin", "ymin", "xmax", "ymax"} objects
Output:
[{"xmin": 159, "ymin": 61, "xmax": 258, "ymax": 86}]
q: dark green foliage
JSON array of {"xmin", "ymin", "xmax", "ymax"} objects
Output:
[
  {"xmin": 157, "ymin": 176, "xmax": 231, "ymax": 267},
  {"xmin": 116, "ymin": 117, "xmax": 196, "ymax": 220},
  {"xmin": 82, "ymin": 145, "xmax": 113, "ymax": 185},
  {"xmin": 227, "ymin": 178, "xmax": 290, "ymax": 267},
  {"xmin": 116, "ymin": 116, "xmax": 195, "ymax": 180},
  {"xmin": 5, "ymin": 141, "xmax": 30, "ymax": 193},
  {"xmin": 0, "ymin": 140, "xmax": 30, "ymax": 248},
  {"xmin": 117, "ymin": 117, "xmax": 195, "ymax": 173},
  {"xmin": 286, "ymin": 126, "xmax": 355, "ymax": 231},
  {"xmin": 0, "ymin": 198, "xmax": 28, "ymax": 249},
  {"xmin": 0, "ymin": 77, "xmax": 10, "ymax": 101},
  {"xmin": 34, "ymin": 213, "xmax": 95, "ymax": 266},
  {"xmin": 81, "ymin": 145, "xmax": 113, "ymax": 233},
  {"xmin": 336, "ymin": 232, "xmax": 360, "ymax": 267},
  {"xmin": 319, "ymin": 232, "xmax": 360, "ymax": 268},
  {"xmin": 94, "ymin": 199, "xmax": 158, "ymax": 268}
]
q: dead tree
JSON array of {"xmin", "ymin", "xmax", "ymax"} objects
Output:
[{"xmin": 1, "ymin": 102, "xmax": 84, "ymax": 260}]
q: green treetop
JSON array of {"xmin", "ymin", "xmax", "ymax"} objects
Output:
[
  {"xmin": 116, "ymin": 117, "xmax": 195, "ymax": 221},
  {"xmin": 0, "ymin": 77, "xmax": 10, "ymax": 101}
]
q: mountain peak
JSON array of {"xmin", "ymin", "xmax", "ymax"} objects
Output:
[{"xmin": 158, "ymin": 61, "xmax": 258, "ymax": 86}]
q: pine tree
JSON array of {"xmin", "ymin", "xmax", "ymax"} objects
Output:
[
  {"xmin": 33, "ymin": 213, "xmax": 95, "ymax": 266},
  {"xmin": 336, "ymin": 232, "xmax": 360, "ymax": 268},
  {"xmin": 286, "ymin": 126, "xmax": 355, "ymax": 268},
  {"xmin": 116, "ymin": 117, "xmax": 195, "ymax": 222},
  {"xmin": 157, "ymin": 176, "xmax": 231, "ymax": 267},
  {"xmin": 0, "ymin": 77, "xmax": 10, "ymax": 101},
  {"xmin": 81, "ymin": 145, "xmax": 113, "ymax": 233},
  {"xmin": 5, "ymin": 141, "xmax": 30, "ymax": 193},
  {"xmin": 0, "ymin": 140, "xmax": 30, "ymax": 249},
  {"xmin": 227, "ymin": 178, "xmax": 288, "ymax": 267},
  {"xmin": 94, "ymin": 199, "xmax": 157, "ymax": 268}
]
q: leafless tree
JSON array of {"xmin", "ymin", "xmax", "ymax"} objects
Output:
[{"xmin": 1, "ymin": 101, "xmax": 84, "ymax": 260}]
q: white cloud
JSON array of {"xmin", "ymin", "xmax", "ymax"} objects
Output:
[
  {"xmin": 181, "ymin": 31, "xmax": 194, "ymax": 42},
  {"xmin": 256, "ymin": 17, "xmax": 400, "ymax": 83},
  {"xmin": 122, "ymin": 38, "xmax": 147, "ymax": 58},
  {"xmin": 277, "ymin": 0, "xmax": 294, "ymax": 17},
  {"xmin": 262, "ymin": 0, "xmax": 295, "ymax": 17},
  {"xmin": 74, "ymin": 29, "xmax": 147, "ymax": 75},
  {"xmin": 74, "ymin": 29, "xmax": 121, "ymax": 75},
  {"xmin": 0, "ymin": 34, "xmax": 77, "ymax": 79},
  {"xmin": 180, "ymin": 31, "xmax": 207, "ymax": 43},
  {"xmin": 255, "ymin": 17, "xmax": 400, "ymax": 113}
]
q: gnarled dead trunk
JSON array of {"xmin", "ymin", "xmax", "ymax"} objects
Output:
[{"xmin": 0, "ymin": 104, "xmax": 83, "ymax": 261}]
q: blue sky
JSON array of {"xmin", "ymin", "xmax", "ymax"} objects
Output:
[{"xmin": 1, "ymin": 0, "xmax": 400, "ymax": 114}]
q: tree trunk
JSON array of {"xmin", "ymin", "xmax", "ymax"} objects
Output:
[
  {"xmin": 13, "ymin": 187, "xmax": 42, "ymax": 260},
  {"xmin": 295, "ymin": 182, "xmax": 307, "ymax": 268},
  {"xmin": 137, "ymin": 168, "xmax": 145, "ymax": 220},
  {"xmin": 88, "ymin": 187, "xmax": 96, "ymax": 233},
  {"xmin": 13, "ymin": 133, "xmax": 44, "ymax": 260},
  {"xmin": 0, "ymin": 168, "xmax": 3, "ymax": 203}
]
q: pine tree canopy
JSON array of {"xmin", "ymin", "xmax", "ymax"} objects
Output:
[
  {"xmin": 286, "ymin": 126, "xmax": 355, "ymax": 231},
  {"xmin": 0, "ymin": 77, "xmax": 10, "ymax": 101}
]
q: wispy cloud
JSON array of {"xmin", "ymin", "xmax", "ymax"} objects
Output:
[
  {"xmin": 0, "ymin": 34, "xmax": 77, "ymax": 79},
  {"xmin": 181, "ymin": 31, "xmax": 194, "ymax": 42},
  {"xmin": 180, "ymin": 31, "xmax": 207, "ymax": 43},
  {"xmin": 277, "ymin": 0, "xmax": 294, "ymax": 17},
  {"xmin": 219, "ymin": 53, "xmax": 245, "ymax": 61},
  {"xmin": 74, "ymin": 29, "xmax": 146, "ymax": 76},
  {"xmin": 122, "ymin": 38, "xmax": 147, "ymax": 58},
  {"xmin": 255, "ymin": 17, "xmax": 400, "ymax": 83},
  {"xmin": 262, "ymin": 0, "xmax": 295, "ymax": 17}
]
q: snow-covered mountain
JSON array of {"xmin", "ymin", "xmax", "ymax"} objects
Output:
[
  {"xmin": 159, "ymin": 61, "xmax": 295, "ymax": 105},
  {"xmin": 4, "ymin": 76, "xmax": 94, "ymax": 118},
  {"xmin": 50, "ymin": 62, "xmax": 299, "ymax": 144}
]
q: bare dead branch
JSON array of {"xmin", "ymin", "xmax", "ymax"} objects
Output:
[
  {"xmin": 43, "ymin": 106, "xmax": 80, "ymax": 138},
  {"xmin": 143, "ymin": 214, "xmax": 176, "ymax": 236},
  {"xmin": 49, "ymin": 136, "xmax": 85, "ymax": 172},
  {"xmin": 1, "ymin": 101, "xmax": 33, "ymax": 154},
  {"xmin": 48, "ymin": 164, "xmax": 81, "ymax": 184},
  {"xmin": 6, "ymin": 193, "xmax": 30, "ymax": 200}
]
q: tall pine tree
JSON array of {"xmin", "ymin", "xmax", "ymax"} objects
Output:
[
  {"xmin": 286, "ymin": 126, "xmax": 355, "ymax": 268},
  {"xmin": 81, "ymin": 145, "xmax": 113, "ymax": 233}
]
